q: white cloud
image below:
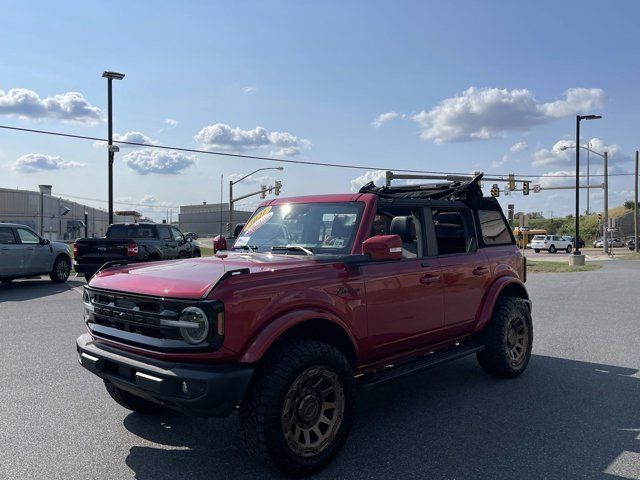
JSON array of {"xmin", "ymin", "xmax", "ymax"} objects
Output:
[
  {"xmin": 163, "ymin": 118, "xmax": 178, "ymax": 128},
  {"xmin": 532, "ymin": 137, "xmax": 626, "ymax": 167},
  {"xmin": 94, "ymin": 131, "xmax": 159, "ymax": 149},
  {"xmin": 510, "ymin": 141, "xmax": 528, "ymax": 153},
  {"xmin": 0, "ymin": 88, "xmax": 102, "ymax": 123},
  {"xmin": 242, "ymin": 86, "xmax": 257, "ymax": 94},
  {"xmin": 13, "ymin": 153, "xmax": 87, "ymax": 172},
  {"xmin": 123, "ymin": 148, "xmax": 196, "ymax": 175},
  {"xmin": 411, "ymin": 87, "xmax": 606, "ymax": 143},
  {"xmin": 537, "ymin": 170, "xmax": 576, "ymax": 188},
  {"xmin": 371, "ymin": 111, "xmax": 400, "ymax": 128},
  {"xmin": 491, "ymin": 155, "xmax": 509, "ymax": 168},
  {"xmin": 350, "ymin": 170, "xmax": 388, "ymax": 191},
  {"xmin": 194, "ymin": 124, "xmax": 311, "ymax": 156}
]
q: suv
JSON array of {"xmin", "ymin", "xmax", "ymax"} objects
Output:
[
  {"xmin": 530, "ymin": 235, "xmax": 572, "ymax": 253},
  {"xmin": 76, "ymin": 175, "xmax": 532, "ymax": 476},
  {"xmin": 0, "ymin": 223, "xmax": 72, "ymax": 283}
]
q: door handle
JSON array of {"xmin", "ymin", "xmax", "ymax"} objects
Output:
[
  {"xmin": 420, "ymin": 273, "xmax": 440, "ymax": 285},
  {"xmin": 473, "ymin": 266, "xmax": 489, "ymax": 276}
]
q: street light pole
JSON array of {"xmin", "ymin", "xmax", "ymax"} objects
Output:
[
  {"xmin": 603, "ymin": 151, "xmax": 608, "ymax": 255},
  {"xmin": 102, "ymin": 71, "xmax": 125, "ymax": 226},
  {"xmin": 587, "ymin": 141, "xmax": 591, "ymax": 214}
]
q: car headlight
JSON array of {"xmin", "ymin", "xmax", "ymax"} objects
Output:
[
  {"xmin": 83, "ymin": 289, "xmax": 94, "ymax": 322},
  {"xmin": 179, "ymin": 306, "xmax": 210, "ymax": 345}
]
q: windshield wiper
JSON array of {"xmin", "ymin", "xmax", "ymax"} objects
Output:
[{"xmin": 271, "ymin": 245, "xmax": 314, "ymax": 256}]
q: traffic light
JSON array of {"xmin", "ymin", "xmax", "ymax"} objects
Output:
[
  {"xmin": 274, "ymin": 180, "xmax": 282, "ymax": 196},
  {"xmin": 260, "ymin": 184, "xmax": 267, "ymax": 199},
  {"xmin": 598, "ymin": 213, "xmax": 602, "ymax": 222},
  {"xmin": 490, "ymin": 184, "xmax": 500, "ymax": 197},
  {"xmin": 226, "ymin": 222, "xmax": 231, "ymax": 232},
  {"xmin": 523, "ymin": 181, "xmax": 530, "ymax": 196},
  {"xmin": 508, "ymin": 173, "xmax": 516, "ymax": 191}
]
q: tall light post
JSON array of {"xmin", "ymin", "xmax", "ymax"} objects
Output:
[
  {"xmin": 102, "ymin": 70, "xmax": 125, "ymax": 225},
  {"xmin": 561, "ymin": 144, "xmax": 608, "ymax": 253},
  {"xmin": 573, "ymin": 114, "xmax": 602, "ymax": 260},
  {"xmin": 229, "ymin": 166, "xmax": 284, "ymax": 229}
]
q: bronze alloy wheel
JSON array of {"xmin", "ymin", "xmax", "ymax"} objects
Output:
[
  {"xmin": 506, "ymin": 316, "xmax": 528, "ymax": 366},
  {"xmin": 281, "ymin": 365, "xmax": 345, "ymax": 457}
]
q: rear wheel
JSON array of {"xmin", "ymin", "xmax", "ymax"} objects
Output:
[
  {"xmin": 533, "ymin": 249, "xmax": 540, "ymax": 253},
  {"xmin": 548, "ymin": 245, "xmax": 556, "ymax": 253},
  {"xmin": 240, "ymin": 340, "xmax": 355, "ymax": 476},
  {"xmin": 104, "ymin": 380, "xmax": 166, "ymax": 414},
  {"xmin": 566, "ymin": 245, "xmax": 572, "ymax": 253},
  {"xmin": 49, "ymin": 255, "xmax": 71, "ymax": 283},
  {"xmin": 477, "ymin": 296, "xmax": 533, "ymax": 378}
]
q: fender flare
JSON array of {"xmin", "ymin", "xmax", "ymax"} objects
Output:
[
  {"xmin": 239, "ymin": 308, "xmax": 359, "ymax": 364},
  {"xmin": 475, "ymin": 276, "xmax": 529, "ymax": 331}
]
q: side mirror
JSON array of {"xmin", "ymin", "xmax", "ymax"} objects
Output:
[
  {"xmin": 186, "ymin": 237, "xmax": 192, "ymax": 243},
  {"xmin": 362, "ymin": 235, "xmax": 403, "ymax": 261},
  {"xmin": 213, "ymin": 235, "xmax": 227, "ymax": 253},
  {"xmin": 41, "ymin": 238, "xmax": 50, "ymax": 245}
]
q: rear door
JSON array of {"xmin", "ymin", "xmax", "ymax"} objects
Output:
[
  {"xmin": 0, "ymin": 227, "xmax": 21, "ymax": 276},
  {"xmin": 428, "ymin": 207, "xmax": 491, "ymax": 337},
  {"xmin": 361, "ymin": 206, "xmax": 445, "ymax": 361},
  {"xmin": 156, "ymin": 226, "xmax": 176, "ymax": 258},
  {"xmin": 15, "ymin": 227, "xmax": 51, "ymax": 274}
]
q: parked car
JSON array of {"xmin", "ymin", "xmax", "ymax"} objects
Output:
[
  {"xmin": 77, "ymin": 175, "xmax": 532, "ymax": 476},
  {"xmin": 73, "ymin": 223, "xmax": 200, "ymax": 280},
  {"xmin": 626, "ymin": 237, "xmax": 636, "ymax": 250},
  {"xmin": 562, "ymin": 235, "xmax": 585, "ymax": 248},
  {"xmin": 0, "ymin": 223, "xmax": 72, "ymax": 283},
  {"xmin": 593, "ymin": 237, "xmax": 624, "ymax": 248},
  {"xmin": 530, "ymin": 234, "xmax": 572, "ymax": 253},
  {"xmin": 183, "ymin": 231, "xmax": 198, "ymax": 241}
]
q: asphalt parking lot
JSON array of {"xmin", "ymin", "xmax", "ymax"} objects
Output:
[{"xmin": 1, "ymin": 264, "xmax": 639, "ymax": 480}]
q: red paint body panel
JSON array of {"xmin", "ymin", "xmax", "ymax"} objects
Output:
[{"xmin": 86, "ymin": 194, "xmax": 529, "ymax": 372}]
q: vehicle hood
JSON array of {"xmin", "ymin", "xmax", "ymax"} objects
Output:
[
  {"xmin": 52, "ymin": 241, "xmax": 70, "ymax": 253},
  {"xmin": 88, "ymin": 252, "xmax": 321, "ymax": 299}
]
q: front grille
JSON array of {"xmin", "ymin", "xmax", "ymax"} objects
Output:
[{"xmin": 84, "ymin": 287, "xmax": 223, "ymax": 352}]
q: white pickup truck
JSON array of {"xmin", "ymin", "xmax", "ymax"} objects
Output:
[{"xmin": 530, "ymin": 234, "xmax": 573, "ymax": 253}]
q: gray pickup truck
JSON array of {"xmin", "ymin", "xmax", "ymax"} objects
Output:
[
  {"xmin": 0, "ymin": 223, "xmax": 72, "ymax": 283},
  {"xmin": 73, "ymin": 223, "xmax": 200, "ymax": 280}
]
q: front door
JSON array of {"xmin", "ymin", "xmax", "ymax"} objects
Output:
[
  {"xmin": 16, "ymin": 227, "xmax": 51, "ymax": 275},
  {"xmin": 361, "ymin": 207, "xmax": 445, "ymax": 362}
]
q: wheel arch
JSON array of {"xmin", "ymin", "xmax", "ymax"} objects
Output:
[
  {"xmin": 239, "ymin": 312, "xmax": 358, "ymax": 368},
  {"xmin": 476, "ymin": 277, "xmax": 529, "ymax": 331}
]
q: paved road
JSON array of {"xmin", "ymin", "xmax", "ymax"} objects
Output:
[{"xmin": 1, "ymin": 265, "xmax": 639, "ymax": 480}]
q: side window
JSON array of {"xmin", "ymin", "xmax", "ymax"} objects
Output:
[
  {"xmin": 432, "ymin": 209, "xmax": 475, "ymax": 255},
  {"xmin": 478, "ymin": 210, "xmax": 513, "ymax": 246},
  {"xmin": 0, "ymin": 227, "xmax": 16, "ymax": 244},
  {"xmin": 171, "ymin": 228, "xmax": 184, "ymax": 243},
  {"xmin": 157, "ymin": 226, "xmax": 172, "ymax": 241},
  {"xmin": 17, "ymin": 228, "xmax": 40, "ymax": 244},
  {"xmin": 372, "ymin": 208, "xmax": 423, "ymax": 258}
]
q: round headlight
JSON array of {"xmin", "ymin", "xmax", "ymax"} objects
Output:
[{"xmin": 179, "ymin": 306, "xmax": 210, "ymax": 345}]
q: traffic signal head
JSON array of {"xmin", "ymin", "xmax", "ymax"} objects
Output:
[
  {"xmin": 508, "ymin": 173, "xmax": 516, "ymax": 191},
  {"xmin": 523, "ymin": 181, "xmax": 530, "ymax": 195},
  {"xmin": 260, "ymin": 184, "xmax": 267, "ymax": 199},
  {"xmin": 274, "ymin": 180, "xmax": 282, "ymax": 196},
  {"xmin": 226, "ymin": 222, "xmax": 231, "ymax": 232},
  {"xmin": 598, "ymin": 213, "xmax": 602, "ymax": 222},
  {"xmin": 490, "ymin": 184, "xmax": 500, "ymax": 197}
]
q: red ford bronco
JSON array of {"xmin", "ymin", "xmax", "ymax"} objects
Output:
[{"xmin": 77, "ymin": 174, "xmax": 532, "ymax": 476}]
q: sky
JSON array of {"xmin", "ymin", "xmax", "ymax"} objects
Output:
[{"xmin": 2, "ymin": 0, "xmax": 640, "ymax": 220}]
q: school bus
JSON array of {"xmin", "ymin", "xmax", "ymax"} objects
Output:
[{"xmin": 512, "ymin": 228, "xmax": 547, "ymax": 249}]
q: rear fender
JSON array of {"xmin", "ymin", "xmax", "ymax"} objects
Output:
[
  {"xmin": 239, "ymin": 309, "xmax": 358, "ymax": 364},
  {"xmin": 475, "ymin": 276, "xmax": 529, "ymax": 332}
]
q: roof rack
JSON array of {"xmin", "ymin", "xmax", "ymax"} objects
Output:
[{"xmin": 359, "ymin": 172, "xmax": 484, "ymax": 201}]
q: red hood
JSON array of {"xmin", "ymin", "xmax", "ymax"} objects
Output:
[{"xmin": 88, "ymin": 253, "xmax": 317, "ymax": 299}]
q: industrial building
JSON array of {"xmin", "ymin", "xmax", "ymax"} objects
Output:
[
  {"xmin": 0, "ymin": 185, "xmax": 111, "ymax": 240},
  {"xmin": 178, "ymin": 202, "xmax": 253, "ymax": 236}
]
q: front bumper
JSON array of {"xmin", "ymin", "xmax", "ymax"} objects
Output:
[{"xmin": 76, "ymin": 333, "xmax": 253, "ymax": 418}]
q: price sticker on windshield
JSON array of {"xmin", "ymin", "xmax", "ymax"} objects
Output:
[{"xmin": 243, "ymin": 207, "xmax": 274, "ymax": 236}]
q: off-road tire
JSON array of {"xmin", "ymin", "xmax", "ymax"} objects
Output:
[
  {"xmin": 49, "ymin": 255, "xmax": 71, "ymax": 283},
  {"xmin": 566, "ymin": 245, "xmax": 572, "ymax": 253},
  {"xmin": 239, "ymin": 340, "xmax": 355, "ymax": 477},
  {"xmin": 477, "ymin": 296, "xmax": 533, "ymax": 378},
  {"xmin": 548, "ymin": 245, "xmax": 556, "ymax": 253},
  {"xmin": 104, "ymin": 380, "xmax": 166, "ymax": 414},
  {"xmin": 534, "ymin": 249, "xmax": 540, "ymax": 253}
]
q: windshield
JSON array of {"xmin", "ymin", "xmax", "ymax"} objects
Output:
[
  {"xmin": 532, "ymin": 235, "xmax": 545, "ymax": 240},
  {"xmin": 233, "ymin": 202, "xmax": 363, "ymax": 254}
]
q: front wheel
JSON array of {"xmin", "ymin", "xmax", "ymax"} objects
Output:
[
  {"xmin": 477, "ymin": 296, "xmax": 533, "ymax": 378},
  {"xmin": 49, "ymin": 255, "xmax": 71, "ymax": 283},
  {"xmin": 240, "ymin": 340, "xmax": 355, "ymax": 476},
  {"xmin": 548, "ymin": 245, "xmax": 556, "ymax": 253},
  {"xmin": 566, "ymin": 245, "xmax": 572, "ymax": 253}
]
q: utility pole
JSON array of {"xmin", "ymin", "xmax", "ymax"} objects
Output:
[
  {"xmin": 574, "ymin": 115, "xmax": 580, "ymax": 254},
  {"xmin": 586, "ymin": 141, "xmax": 591, "ymax": 214},
  {"xmin": 635, "ymin": 151, "xmax": 639, "ymax": 252},
  {"xmin": 603, "ymin": 152, "xmax": 609, "ymax": 254}
]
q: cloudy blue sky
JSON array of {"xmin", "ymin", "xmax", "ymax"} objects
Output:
[{"xmin": 1, "ymin": 0, "xmax": 640, "ymax": 219}]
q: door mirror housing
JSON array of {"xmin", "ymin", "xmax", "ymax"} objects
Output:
[
  {"xmin": 213, "ymin": 235, "xmax": 227, "ymax": 253},
  {"xmin": 41, "ymin": 238, "xmax": 50, "ymax": 246},
  {"xmin": 362, "ymin": 235, "xmax": 403, "ymax": 261}
]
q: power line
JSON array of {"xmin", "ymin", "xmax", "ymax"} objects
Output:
[{"xmin": 0, "ymin": 123, "xmax": 636, "ymax": 179}]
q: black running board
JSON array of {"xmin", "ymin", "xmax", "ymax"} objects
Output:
[{"xmin": 357, "ymin": 343, "xmax": 484, "ymax": 391}]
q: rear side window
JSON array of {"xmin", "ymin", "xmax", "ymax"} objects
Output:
[
  {"xmin": 0, "ymin": 227, "xmax": 16, "ymax": 244},
  {"xmin": 478, "ymin": 210, "xmax": 513, "ymax": 246},
  {"xmin": 432, "ymin": 209, "xmax": 475, "ymax": 255},
  {"xmin": 157, "ymin": 226, "xmax": 172, "ymax": 241},
  {"xmin": 107, "ymin": 225, "xmax": 156, "ymax": 238}
]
